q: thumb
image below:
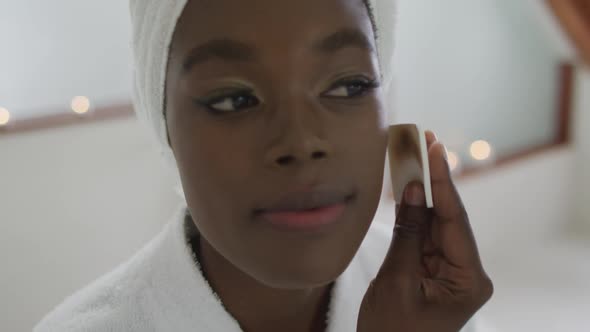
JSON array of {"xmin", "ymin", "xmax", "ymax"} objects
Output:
[{"xmin": 378, "ymin": 182, "xmax": 432, "ymax": 290}]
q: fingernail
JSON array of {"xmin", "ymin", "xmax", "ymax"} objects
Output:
[
  {"xmin": 425, "ymin": 130, "xmax": 438, "ymax": 141},
  {"xmin": 442, "ymin": 144, "xmax": 449, "ymax": 162},
  {"xmin": 404, "ymin": 183, "xmax": 426, "ymax": 206}
]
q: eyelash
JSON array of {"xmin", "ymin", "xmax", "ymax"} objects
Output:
[
  {"xmin": 194, "ymin": 90, "xmax": 260, "ymax": 115},
  {"xmin": 322, "ymin": 77, "xmax": 381, "ymax": 99},
  {"xmin": 194, "ymin": 77, "xmax": 380, "ymax": 115}
]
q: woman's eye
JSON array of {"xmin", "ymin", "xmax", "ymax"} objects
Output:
[
  {"xmin": 323, "ymin": 78, "xmax": 380, "ymax": 99},
  {"xmin": 195, "ymin": 91, "xmax": 260, "ymax": 113}
]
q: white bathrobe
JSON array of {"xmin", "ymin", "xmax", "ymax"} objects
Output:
[{"xmin": 34, "ymin": 206, "xmax": 480, "ymax": 332}]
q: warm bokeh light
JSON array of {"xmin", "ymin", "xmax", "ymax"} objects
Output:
[
  {"xmin": 0, "ymin": 107, "xmax": 10, "ymax": 126},
  {"xmin": 71, "ymin": 96, "xmax": 91, "ymax": 114},
  {"xmin": 470, "ymin": 140, "xmax": 492, "ymax": 161},
  {"xmin": 447, "ymin": 150, "xmax": 460, "ymax": 171}
]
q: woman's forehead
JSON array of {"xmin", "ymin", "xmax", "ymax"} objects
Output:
[{"xmin": 172, "ymin": 0, "xmax": 374, "ymax": 53}]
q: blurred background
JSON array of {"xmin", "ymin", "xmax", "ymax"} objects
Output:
[{"xmin": 1, "ymin": 0, "xmax": 589, "ymax": 331}]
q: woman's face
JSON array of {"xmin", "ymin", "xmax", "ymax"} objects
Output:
[{"xmin": 165, "ymin": 0, "xmax": 388, "ymax": 289}]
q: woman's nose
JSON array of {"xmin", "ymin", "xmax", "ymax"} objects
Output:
[
  {"xmin": 264, "ymin": 101, "xmax": 333, "ymax": 168},
  {"xmin": 272, "ymin": 138, "xmax": 330, "ymax": 167}
]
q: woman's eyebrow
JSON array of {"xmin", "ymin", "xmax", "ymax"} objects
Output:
[
  {"xmin": 182, "ymin": 39, "xmax": 257, "ymax": 74},
  {"xmin": 181, "ymin": 28, "xmax": 373, "ymax": 75},
  {"xmin": 312, "ymin": 28, "xmax": 374, "ymax": 55}
]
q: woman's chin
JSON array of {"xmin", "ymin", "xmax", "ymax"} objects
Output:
[{"xmin": 242, "ymin": 255, "xmax": 352, "ymax": 290}]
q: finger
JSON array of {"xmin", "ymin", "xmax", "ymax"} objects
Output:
[
  {"xmin": 425, "ymin": 130, "xmax": 437, "ymax": 149},
  {"xmin": 379, "ymin": 182, "xmax": 432, "ymax": 286},
  {"xmin": 395, "ymin": 202, "xmax": 435, "ymax": 256},
  {"xmin": 429, "ymin": 142, "xmax": 483, "ymax": 268}
]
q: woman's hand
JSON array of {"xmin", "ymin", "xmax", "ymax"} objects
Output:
[{"xmin": 357, "ymin": 132, "xmax": 493, "ymax": 332}]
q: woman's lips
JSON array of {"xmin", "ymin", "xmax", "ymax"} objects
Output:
[
  {"xmin": 260, "ymin": 203, "xmax": 347, "ymax": 230},
  {"xmin": 254, "ymin": 188, "xmax": 355, "ymax": 231}
]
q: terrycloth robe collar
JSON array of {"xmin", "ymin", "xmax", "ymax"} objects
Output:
[{"xmin": 147, "ymin": 206, "xmax": 374, "ymax": 331}]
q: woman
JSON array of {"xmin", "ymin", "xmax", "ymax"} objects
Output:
[{"xmin": 35, "ymin": 0, "xmax": 492, "ymax": 331}]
